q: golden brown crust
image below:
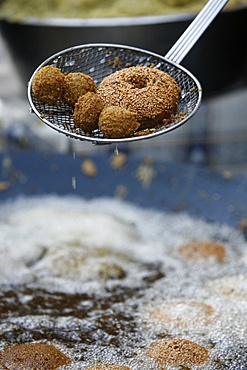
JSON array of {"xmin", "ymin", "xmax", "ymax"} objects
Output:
[
  {"xmin": 0, "ymin": 342, "xmax": 71, "ymax": 369},
  {"xmin": 97, "ymin": 66, "xmax": 180, "ymax": 130},
  {"xmin": 31, "ymin": 65, "xmax": 64, "ymax": 105},
  {"xmin": 178, "ymin": 241, "xmax": 226, "ymax": 262},
  {"xmin": 147, "ymin": 338, "xmax": 209, "ymax": 366},
  {"xmin": 98, "ymin": 105, "xmax": 140, "ymax": 139},
  {"xmin": 63, "ymin": 72, "xmax": 96, "ymax": 106},
  {"xmin": 73, "ymin": 92, "xmax": 104, "ymax": 132}
]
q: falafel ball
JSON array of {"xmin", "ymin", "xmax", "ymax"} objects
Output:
[
  {"xmin": 98, "ymin": 106, "xmax": 140, "ymax": 139},
  {"xmin": 63, "ymin": 72, "xmax": 96, "ymax": 106},
  {"xmin": 31, "ymin": 65, "xmax": 64, "ymax": 105},
  {"xmin": 73, "ymin": 92, "xmax": 104, "ymax": 133}
]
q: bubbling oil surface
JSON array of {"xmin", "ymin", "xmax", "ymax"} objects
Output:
[{"xmin": 0, "ymin": 195, "xmax": 247, "ymax": 369}]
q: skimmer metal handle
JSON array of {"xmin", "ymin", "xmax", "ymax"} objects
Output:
[{"xmin": 165, "ymin": 0, "xmax": 229, "ymax": 64}]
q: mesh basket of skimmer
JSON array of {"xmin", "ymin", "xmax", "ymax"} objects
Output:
[{"xmin": 27, "ymin": 0, "xmax": 228, "ymax": 145}]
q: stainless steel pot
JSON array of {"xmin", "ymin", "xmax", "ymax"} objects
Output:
[{"xmin": 0, "ymin": 5, "xmax": 246, "ymax": 97}]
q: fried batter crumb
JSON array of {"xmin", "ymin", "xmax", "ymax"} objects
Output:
[
  {"xmin": 0, "ymin": 181, "xmax": 9, "ymax": 191},
  {"xmin": 110, "ymin": 152, "xmax": 127, "ymax": 169},
  {"xmin": 81, "ymin": 159, "xmax": 98, "ymax": 176},
  {"xmin": 135, "ymin": 158, "xmax": 156, "ymax": 189}
]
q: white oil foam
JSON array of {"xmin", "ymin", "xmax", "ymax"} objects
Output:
[{"xmin": 0, "ymin": 195, "xmax": 247, "ymax": 369}]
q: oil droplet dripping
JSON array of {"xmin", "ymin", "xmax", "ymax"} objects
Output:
[
  {"xmin": 114, "ymin": 144, "xmax": 119, "ymax": 156},
  {"xmin": 72, "ymin": 176, "xmax": 76, "ymax": 189},
  {"xmin": 72, "ymin": 151, "xmax": 76, "ymax": 189}
]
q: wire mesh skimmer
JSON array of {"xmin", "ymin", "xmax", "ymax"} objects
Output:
[{"xmin": 27, "ymin": 0, "xmax": 229, "ymax": 145}]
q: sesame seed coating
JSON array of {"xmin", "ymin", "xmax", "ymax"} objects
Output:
[{"xmin": 97, "ymin": 66, "xmax": 181, "ymax": 130}]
